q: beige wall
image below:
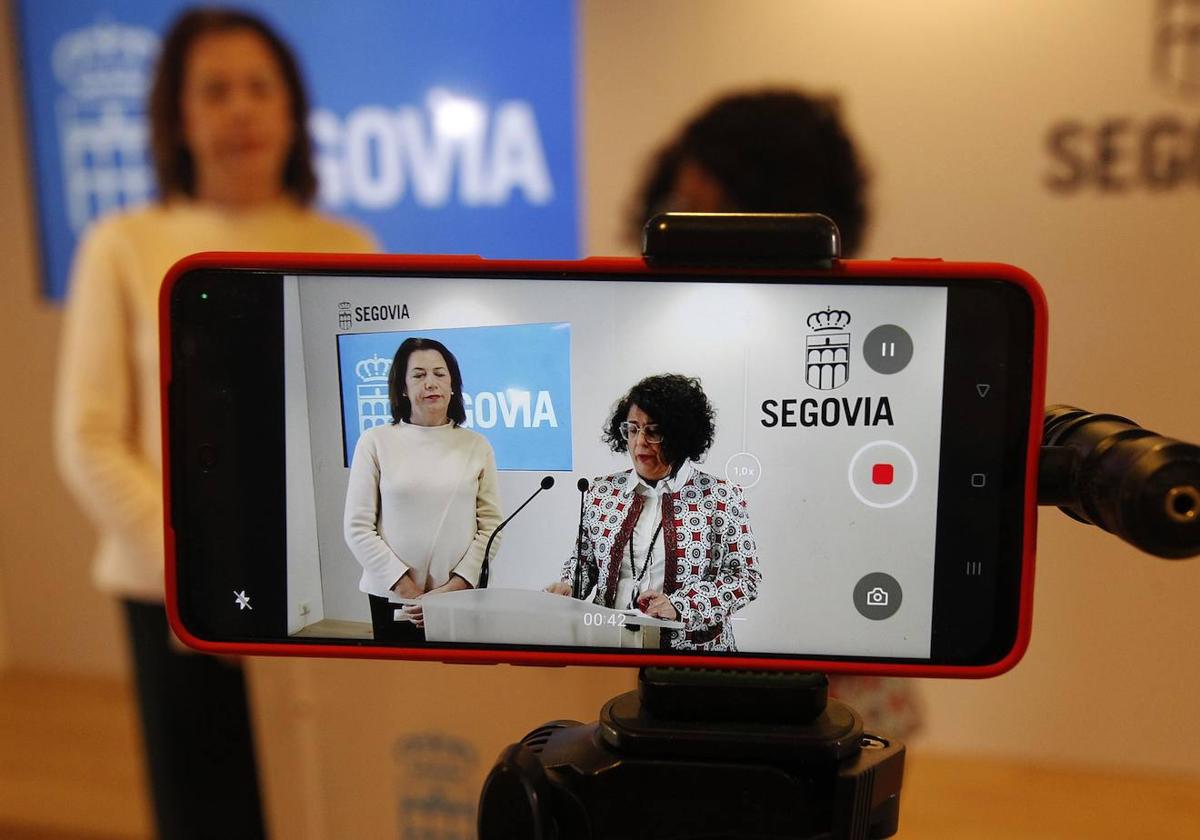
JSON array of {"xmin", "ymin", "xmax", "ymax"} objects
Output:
[
  {"xmin": 0, "ymin": 533, "xmax": 7, "ymax": 671},
  {"xmin": 1, "ymin": 0, "xmax": 1198, "ymax": 779},
  {"xmin": 0, "ymin": 1, "xmax": 128, "ymax": 676}
]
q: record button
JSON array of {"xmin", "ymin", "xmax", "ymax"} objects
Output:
[{"xmin": 849, "ymin": 441, "xmax": 918, "ymax": 508}]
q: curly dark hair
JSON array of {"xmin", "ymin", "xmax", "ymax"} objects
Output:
[
  {"xmin": 630, "ymin": 88, "xmax": 869, "ymax": 256},
  {"xmin": 388, "ymin": 338, "xmax": 467, "ymax": 426},
  {"xmin": 603, "ymin": 374, "xmax": 716, "ymax": 469}
]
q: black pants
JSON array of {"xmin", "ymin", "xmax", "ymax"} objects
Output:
[
  {"xmin": 368, "ymin": 594, "xmax": 426, "ymax": 644},
  {"xmin": 123, "ymin": 600, "xmax": 265, "ymax": 840}
]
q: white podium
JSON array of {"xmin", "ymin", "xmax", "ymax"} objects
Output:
[{"xmin": 396, "ymin": 588, "xmax": 683, "ymax": 648}]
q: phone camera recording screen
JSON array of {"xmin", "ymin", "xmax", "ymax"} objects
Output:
[
  {"xmin": 277, "ymin": 270, "xmax": 1004, "ymax": 661},
  {"xmin": 170, "ymin": 263, "xmax": 1037, "ymax": 668}
]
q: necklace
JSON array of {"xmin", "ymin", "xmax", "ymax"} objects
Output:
[{"xmin": 629, "ymin": 511, "xmax": 664, "ymax": 607}]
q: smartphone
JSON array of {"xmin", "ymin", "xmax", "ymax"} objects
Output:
[{"xmin": 162, "ymin": 252, "xmax": 1045, "ymax": 677}]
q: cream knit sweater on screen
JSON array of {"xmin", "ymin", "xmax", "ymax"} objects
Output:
[{"xmin": 344, "ymin": 421, "xmax": 502, "ymax": 597}]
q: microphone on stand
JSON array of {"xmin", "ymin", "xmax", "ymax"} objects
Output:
[
  {"xmin": 573, "ymin": 478, "xmax": 590, "ymax": 599},
  {"xmin": 479, "ymin": 476, "xmax": 555, "ymax": 589}
]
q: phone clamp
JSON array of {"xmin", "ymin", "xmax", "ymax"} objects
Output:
[{"xmin": 642, "ymin": 212, "xmax": 842, "ymax": 268}]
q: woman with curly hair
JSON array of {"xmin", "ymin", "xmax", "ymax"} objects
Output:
[
  {"xmin": 629, "ymin": 88, "xmax": 868, "ymax": 255},
  {"xmin": 546, "ymin": 374, "xmax": 760, "ymax": 651}
]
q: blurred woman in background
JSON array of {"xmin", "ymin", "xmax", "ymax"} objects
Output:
[
  {"xmin": 630, "ymin": 88, "xmax": 868, "ymax": 254},
  {"xmin": 54, "ymin": 8, "xmax": 375, "ymax": 838}
]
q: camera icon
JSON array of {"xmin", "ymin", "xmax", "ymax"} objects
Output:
[
  {"xmin": 854, "ymin": 574, "xmax": 902, "ymax": 620},
  {"xmin": 865, "ymin": 586, "xmax": 890, "ymax": 607}
]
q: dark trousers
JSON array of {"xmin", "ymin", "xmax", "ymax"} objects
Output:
[
  {"xmin": 122, "ymin": 600, "xmax": 266, "ymax": 840},
  {"xmin": 368, "ymin": 594, "xmax": 426, "ymax": 644}
]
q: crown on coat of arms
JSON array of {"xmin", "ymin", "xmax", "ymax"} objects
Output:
[
  {"xmin": 356, "ymin": 355, "xmax": 392, "ymax": 382},
  {"xmin": 807, "ymin": 307, "xmax": 851, "ymax": 332}
]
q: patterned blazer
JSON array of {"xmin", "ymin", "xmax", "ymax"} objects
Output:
[{"xmin": 561, "ymin": 469, "xmax": 760, "ymax": 651}]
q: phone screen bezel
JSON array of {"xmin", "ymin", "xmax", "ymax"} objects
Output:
[{"xmin": 162, "ymin": 253, "xmax": 1045, "ymax": 678}]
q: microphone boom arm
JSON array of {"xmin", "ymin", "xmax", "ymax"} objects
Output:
[{"xmin": 479, "ymin": 476, "xmax": 555, "ymax": 588}]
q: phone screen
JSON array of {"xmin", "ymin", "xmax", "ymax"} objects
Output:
[{"xmin": 168, "ymin": 262, "xmax": 1039, "ymax": 671}]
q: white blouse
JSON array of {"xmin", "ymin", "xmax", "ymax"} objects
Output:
[{"xmin": 610, "ymin": 460, "xmax": 696, "ymax": 609}]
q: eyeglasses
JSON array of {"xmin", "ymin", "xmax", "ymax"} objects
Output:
[{"xmin": 619, "ymin": 421, "xmax": 664, "ymax": 444}]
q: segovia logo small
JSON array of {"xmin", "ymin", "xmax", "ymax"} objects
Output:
[
  {"xmin": 340, "ymin": 301, "xmax": 412, "ymax": 327},
  {"xmin": 1154, "ymin": 0, "xmax": 1200, "ymax": 99}
]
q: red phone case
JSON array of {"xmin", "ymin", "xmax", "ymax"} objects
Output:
[{"xmin": 160, "ymin": 252, "xmax": 1047, "ymax": 678}]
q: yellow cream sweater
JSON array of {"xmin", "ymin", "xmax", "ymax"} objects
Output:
[{"xmin": 54, "ymin": 200, "xmax": 376, "ymax": 601}]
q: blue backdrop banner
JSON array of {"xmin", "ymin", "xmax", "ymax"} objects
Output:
[
  {"xmin": 17, "ymin": 0, "xmax": 579, "ymax": 300},
  {"xmin": 337, "ymin": 323, "xmax": 573, "ymax": 471}
]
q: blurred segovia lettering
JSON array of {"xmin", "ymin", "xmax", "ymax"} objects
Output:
[
  {"xmin": 50, "ymin": 20, "xmax": 554, "ymax": 235},
  {"xmin": 1043, "ymin": 0, "xmax": 1200, "ymax": 193},
  {"xmin": 311, "ymin": 89, "xmax": 555, "ymax": 209}
]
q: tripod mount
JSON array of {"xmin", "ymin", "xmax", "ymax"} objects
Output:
[{"xmin": 479, "ymin": 668, "xmax": 903, "ymax": 839}]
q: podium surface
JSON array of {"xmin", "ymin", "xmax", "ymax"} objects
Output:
[{"xmin": 400, "ymin": 588, "xmax": 682, "ymax": 648}]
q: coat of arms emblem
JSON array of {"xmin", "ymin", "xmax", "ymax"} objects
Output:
[
  {"xmin": 1155, "ymin": 0, "xmax": 1200, "ymax": 97},
  {"xmin": 805, "ymin": 307, "xmax": 851, "ymax": 390}
]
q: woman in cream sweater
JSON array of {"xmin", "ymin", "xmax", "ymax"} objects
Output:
[
  {"xmin": 345, "ymin": 337, "xmax": 503, "ymax": 643},
  {"xmin": 54, "ymin": 10, "xmax": 375, "ymax": 839}
]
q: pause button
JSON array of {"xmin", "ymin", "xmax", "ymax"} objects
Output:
[{"xmin": 863, "ymin": 325, "xmax": 914, "ymax": 375}]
